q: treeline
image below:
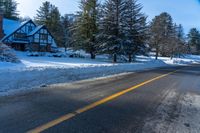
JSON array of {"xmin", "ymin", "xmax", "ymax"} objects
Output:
[
  {"xmin": 72, "ymin": 0, "xmax": 149, "ymax": 62},
  {"xmin": 62, "ymin": 0, "xmax": 188, "ymax": 62},
  {"xmin": 0, "ymin": 0, "xmax": 18, "ymax": 20},
  {"xmin": 1, "ymin": 0, "xmax": 200, "ymax": 62},
  {"xmin": 188, "ymin": 28, "xmax": 200, "ymax": 55}
]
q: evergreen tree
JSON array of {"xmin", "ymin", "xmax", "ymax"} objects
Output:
[
  {"xmin": 0, "ymin": 0, "xmax": 18, "ymax": 20},
  {"xmin": 122, "ymin": 0, "xmax": 148, "ymax": 62},
  {"xmin": 99, "ymin": 0, "xmax": 126, "ymax": 62},
  {"xmin": 35, "ymin": 1, "xmax": 64, "ymax": 47},
  {"xmin": 187, "ymin": 28, "xmax": 200, "ymax": 54},
  {"xmin": 174, "ymin": 24, "xmax": 186, "ymax": 57},
  {"xmin": 61, "ymin": 14, "xmax": 75, "ymax": 51},
  {"xmin": 0, "ymin": 1, "xmax": 3, "ymax": 10},
  {"xmin": 75, "ymin": 0, "xmax": 99, "ymax": 59},
  {"xmin": 49, "ymin": 6, "xmax": 64, "ymax": 47},
  {"xmin": 168, "ymin": 23, "xmax": 180, "ymax": 59},
  {"xmin": 177, "ymin": 24, "xmax": 185, "ymax": 41},
  {"xmin": 35, "ymin": 1, "xmax": 51, "ymax": 26},
  {"xmin": 159, "ymin": 13, "xmax": 174, "ymax": 57}
]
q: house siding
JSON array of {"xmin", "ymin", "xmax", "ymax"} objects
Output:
[{"xmin": 1, "ymin": 18, "xmax": 57, "ymax": 52}]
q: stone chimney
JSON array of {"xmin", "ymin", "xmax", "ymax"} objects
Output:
[{"xmin": 0, "ymin": 9, "xmax": 4, "ymax": 39}]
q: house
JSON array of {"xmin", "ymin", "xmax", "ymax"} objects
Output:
[{"xmin": 0, "ymin": 13, "xmax": 57, "ymax": 52}]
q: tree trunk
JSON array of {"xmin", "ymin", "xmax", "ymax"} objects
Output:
[
  {"xmin": 90, "ymin": 52, "xmax": 96, "ymax": 59},
  {"xmin": 171, "ymin": 50, "xmax": 174, "ymax": 60},
  {"xmin": 155, "ymin": 45, "xmax": 159, "ymax": 60},
  {"xmin": 64, "ymin": 45, "xmax": 67, "ymax": 52},
  {"xmin": 113, "ymin": 54, "xmax": 117, "ymax": 63},
  {"xmin": 128, "ymin": 54, "xmax": 132, "ymax": 62}
]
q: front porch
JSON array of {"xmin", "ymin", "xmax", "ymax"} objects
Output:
[{"xmin": 11, "ymin": 41, "xmax": 29, "ymax": 51}]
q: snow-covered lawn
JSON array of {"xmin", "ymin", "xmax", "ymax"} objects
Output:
[{"xmin": 0, "ymin": 51, "xmax": 200, "ymax": 96}]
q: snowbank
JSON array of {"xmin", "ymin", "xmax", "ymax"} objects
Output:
[
  {"xmin": 0, "ymin": 52, "xmax": 168, "ymax": 96},
  {"xmin": 0, "ymin": 43, "xmax": 20, "ymax": 63},
  {"xmin": 0, "ymin": 51, "xmax": 200, "ymax": 96}
]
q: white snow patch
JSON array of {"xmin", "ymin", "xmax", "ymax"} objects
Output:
[
  {"xmin": 143, "ymin": 92, "xmax": 200, "ymax": 133},
  {"xmin": 166, "ymin": 93, "xmax": 200, "ymax": 133},
  {"xmin": 0, "ymin": 51, "xmax": 200, "ymax": 96},
  {"xmin": 158, "ymin": 55, "xmax": 200, "ymax": 65}
]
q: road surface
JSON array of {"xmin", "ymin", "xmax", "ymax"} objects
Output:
[{"xmin": 0, "ymin": 65, "xmax": 200, "ymax": 133}]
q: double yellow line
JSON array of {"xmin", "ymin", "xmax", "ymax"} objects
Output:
[{"xmin": 28, "ymin": 69, "xmax": 180, "ymax": 133}]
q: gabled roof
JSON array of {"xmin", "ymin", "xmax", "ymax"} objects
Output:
[
  {"xmin": 27, "ymin": 25, "xmax": 57, "ymax": 47},
  {"xmin": 1, "ymin": 19, "xmax": 36, "ymax": 42},
  {"xmin": 27, "ymin": 25, "xmax": 44, "ymax": 36}
]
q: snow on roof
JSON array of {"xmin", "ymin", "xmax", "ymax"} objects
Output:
[
  {"xmin": 28, "ymin": 25, "xmax": 44, "ymax": 36},
  {"xmin": 3, "ymin": 18, "xmax": 21, "ymax": 35},
  {"xmin": 1, "ymin": 19, "xmax": 32, "ymax": 41}
]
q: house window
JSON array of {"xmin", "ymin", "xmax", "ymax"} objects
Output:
[
  {"xmin": 14, "ymin": 33, "xmax": 26, "ymax": 39},
  {"xmin": 40, "ymin": 34, "xmax": 48, "ymax": 40}
]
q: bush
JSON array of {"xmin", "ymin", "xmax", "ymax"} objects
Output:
[{"xmin": 0, "ymin": 43, "xmax": 20, "ymax": 63}]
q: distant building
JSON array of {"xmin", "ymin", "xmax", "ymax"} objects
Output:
[
  {"xmin": 0, "ymin": 13, "xmax": 57, "ymax": 52},
  {"xmin": 65, "ymin": 14, "xmax": 78, "ymax": 22}
]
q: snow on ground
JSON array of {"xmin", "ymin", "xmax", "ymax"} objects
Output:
[
  {"xmin": 0, "ymin": 51, "xmax": 200, "ymax": 96},
  {"xmin": 160, "ymin": 56, "xmax": 200, "ymax": 65},
  {"xmin": 167, "ymin": 93, "xmax": 200, "ymax": 133},
  {"xmin": 142, "ymin": 91, "xmax": 200, "ymax": 133}
]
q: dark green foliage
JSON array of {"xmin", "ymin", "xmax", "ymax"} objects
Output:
[
  {"xmin": 122, "ymin": 0, "xmax": 148, "ymax": 62},
  {"xmin": 0, "ymin": 0, "xmax": 18, "ymax": 20},
  {"xmin": 61, "ymin": 14, "xmax": 75, "ymax": 51},
  {"xmin": 99, "ymin": 0, "xmax": 127, "ymax": 62},
  {"xmin": 173, "ymin": 24, "xmax": 187, "ymax": 57},
  {"xmin": 35, "ymin": 1, "xmax": 64, "ymax": 47},
  {"xmin": 98, "ymin": 0, "xmax": 148, "ymax": 62},
  {"xmin": 33, "ymin": 0, "xmax": 188, "ymax": 60},
  {"xmin": 188, "ymin": 28, "xmax": 200, "ymax": 54},
  {"xmin": 74, "ymin": 0, "xmax": 99, "ymax": 59}
]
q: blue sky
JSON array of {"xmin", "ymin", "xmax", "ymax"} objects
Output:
[{"xmin": 16, "ymin": 0, "xmax": 200, "ymax": 33}]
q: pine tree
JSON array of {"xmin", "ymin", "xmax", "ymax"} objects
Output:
[
  {"xmin": 174, "ymin": 24, "xmax": 186, "ymax": 57},
  {"xmin": 75, "ymin": 0, "xmax": 99, "ymax": 59},
  {"xmin": 49, "ymin": 6, "xmax": 64, "ymax": 47},
  {"xmin": 61, "ymin": 14, "xmax": 75, "ymax": 51},
  {"xmin": 0, "ymin": 1, "xmax": 3, "ymax": 10},
  {"xmin": 35, "ymin": 1, "xmax": 51, "ymax": 26},
  {"xmin": 122, "ymin": 0, "xmax": 148, "ymax": 62},
  {"xmin": 35, "ymin": 1, "xmax": 64, "ymax": 47},
  {"xmin": 160, "ymin": 13, "xmax": 174, "ymax": 57},
  {"xmin": 0, "ymin": 0, "xmax": 18, "ymax": 20},
  {"xmin": 177, "ymin": 24, "xmax": 185, "ymax": 41},
  {"xmin": 168, "ymin": 23, "xmax": 180, "ymax": 59},
  {"xmin": 99, "ymin": 0, "xmax": 126, "ymax": 62},
  {"xmin": 188, "ymin": 28, "xmax": 200, "ymax": 54}
]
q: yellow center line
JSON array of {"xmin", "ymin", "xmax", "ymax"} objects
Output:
[{"xmin": 27, "ymin": 69, "xmax": 180, "ymax": 133}]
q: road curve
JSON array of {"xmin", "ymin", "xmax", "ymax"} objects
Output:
[{"xmin": 0, "ymin": 65, "xmax": 199, "ymax": 133}]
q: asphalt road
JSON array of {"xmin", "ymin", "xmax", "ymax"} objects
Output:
[{"xmin": 0, "ymin": 65, "xmax": 200, "ymax": 133}]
